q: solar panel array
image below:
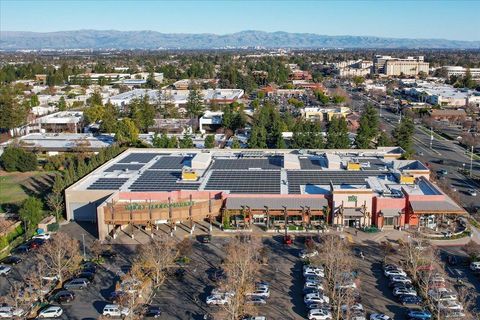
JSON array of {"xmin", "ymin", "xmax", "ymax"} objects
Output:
[
  {"xmin": 149, "ymin": 156, "xmax": 190, "ymax": 170},
  {"xmin": 118, "ymin": 153, "xmax": 161, "ymax": 164},
  {"xmin": 211, "ymin": 157, "xmax": 282, "ymax": 170},
  {"xmin": 129, "ymin": 170, "xmax": 200, "ymax": 191},
  {"xmin": 87, "ymin": 178, "xmax": 129, "ymax": 190},
  {"xmin": 299, "ymin": 158, "xmax": 324, "ymax": 170},
  {"xmin": 205, "ymin": 171, "xmax": 281, "ymax": 194},
  {"xmin": 287, "ymin": 170, "xmax": 384, "ymax": 194},
  {"xmin": 104, "ymin": 164, "xmax": 145, "ymax": 172}
]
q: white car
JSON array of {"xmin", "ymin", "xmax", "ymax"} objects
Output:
[
  {"xmin": 243, "ymin": 317, "xmax": 266, "ymax": 320},
  {"xmin": 0, "ymin": 306, "xmax": 25, "ymax": 318},
  {"xmin": 370, "ymin": 314, "xmax": 392, "ymax": 320},
  {"xmin": 467, "ymin": 189, "xmax": 477, "ymax": 196},
  {"xmin": 384, "ymin": 269, "xmax": 407, "ymax": 277},
  {"xmin": 33, "ymin": 232, "xmax": 52, "ymax": 240},
  {"xmin": 390, "ymin": 276, "xmax": 412, "ymax": 284},
  {"xmin": 335, "ymin": 282, "xmax": 357, "ymax": 289},
  {"xmin": 428, "ymin": 288, "xmax": 457, "ymax": 301},
  {"xmin": 304, "ymin": 265, "xmax": 324, "ymax": 273},
  {"xmin": 304, "ymin": 293, "xmax": 330, "ymax": 304},
  {"xmin": 393, "ymin": 287, "xmax": 417, "ymax": 296},
  {"xmin": 439, "ymin": 300, "xmax": 463, "ymax": 311},
  {"xmin": 308, "ymin": 308, "xmax": 332, "ymax": 320},
  {"xmin": 206, "ymin": 294, "xmax": 229, "ymax": 305},
  {"xmin": 38, "ymin": 306, "xmax": 63, "ymax": 318},
  {"xmin": 305, "ymin": 276, "xmax": 323, "ymax": 284},
  {"xmin": 246, "ymin": 287, "xmax": 270, "ymax": 298},
  {"xmin": 341, "ymin": 303, "xmax": 364, "ymax": 313},
  {"xmin": 300, "ymin": 250, "xmax": 319, "ymax": 259},
  {"xmin": 0, "ymin": 265, "xmax": 11, "ymax": 276},
  {"xmin": 102, "ymin": 304, "xmax": 130, "ymax": 317},
  {"xmin": 305, "ymin": 282, "xmax": 324, "ymax": 291},
  {"xmin": 469, "ymin": 261, "xmax": 480, "ymax": 271},
  {"xmin": 304, "ymin": 269, "xmax": 325, "ymax": 278},
  {"xmin": 211, "ymin": 288, "xmax": 235, "ymax": 297}
]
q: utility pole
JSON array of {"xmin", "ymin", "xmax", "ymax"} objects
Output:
[
  {"xmin": 398, "ymin": 110, "xmax": 402, "ymax": 124},
  {"xmin": 430, "ymin": 127, "xmax": 433, "ymax": 150}
]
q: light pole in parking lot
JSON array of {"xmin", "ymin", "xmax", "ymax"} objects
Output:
[
  {"xmin": 430, "ymin": 127, "xmax": 433, "ymax": 150},
  {"xmin": 470, "ymin": 145, "xmax": 474, "ymax": 178},
  {"xmin": 81, "ymin": 233, "xmax": 86, "ymax": 258}
]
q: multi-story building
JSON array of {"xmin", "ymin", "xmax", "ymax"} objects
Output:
[
  {"xmin": 303, "ymin": 106, "xmax": 351, "ymax": 122},
  {"xmin": 374, "ymin": 55, "xmax": 429, "ymax": 76},
  {"xmin": 64, "ymin": 148, "xmax": 465, "ymax": 240},
  {"xmin": 405, "ymin": 81, "xmax": 480, "ymax": 107},
  {"xmin": 442, "ymin": 66, "xmax": 480, "ymax": 80}
]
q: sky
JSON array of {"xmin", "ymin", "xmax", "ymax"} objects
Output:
[{"xmin": 1, "ymin": 0, "xmax": 480, "ymax": 41}]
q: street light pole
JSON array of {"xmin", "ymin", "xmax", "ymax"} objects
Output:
[
  {"xmin": 470, "ymin": 145, "xmax": 474, "ymax": 178},
  {"xmin": 430, "ymin": 127, "xmax": 433, "ymax": 150}
]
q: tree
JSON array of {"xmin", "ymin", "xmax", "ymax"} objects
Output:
[
  {"xmin": 83, "ymin": 104, "xmax": 104, "ymax": 124},
  {"xmin": 138, "ymin": 235, "xmax": 179, "ymax": 288},
  {"xmin": 315, "ymin": 90, "xmax": 330, "ymax": 104},
  {"xmin": 179, "ymin": 132, "xmax": 194, "ymax": 148},
  {"xmin": 352, "ymin": 76, "xmax": 365, "ymax": 86},
  {"xmin": 355, "ymin": 105, "xmax": 379, "ymax": 149},
  {"xmin": 376, "ymin": 131, "xmax": 392, "ymax": 147},
  {"xmin": 326, "ymin": 117, "xmax": 350, "ymax": 149},
  {"xmin": 186, "ymin": 87, "xmax": 204, "ymax": 120},
  {"xmin": 36, "ymin": 232, "xmax": 82, "ymax": 284},
  {"xmin": 231, "ymin": 137, "xmax": 241, "ymax": 149},
  {"xmin": 204, "ymin": 135, "xmax": 215, "ymax": 148},
  {"xmin": 392, "ymin": 116, "xmax": 415, "ymax": 157},
  {"xmin": 114, "ymin": 118, "xmax": 139, "ymax": 146},
  {"xmin": 99, "ymin": 102, "xmax": 118, "ymax": 133},
  {"xmin": 131, "ymin": 95, "xmax": 155, "ymax": 133},
  {"xmin": 57, "ymin": 96, "xmax": 67, "ymax": 111},
  {"xmin": 90, "ymin": 90, "xmax": 103, "ymax": 106},
  {"xmin": 0, "ymin": 86, "xmax": 29, "ymax": 130},
  {"xmin": 29, "ymin": 94, "xmax": 40, "ymax": 108},
  {"xmin": 46, "ymin": 193, "xmax": 64, "ymax": 220},
  {"xmin": 0, "ymin": 147, "xmax": 37, "ymax": 172},
  {"xmin": 18, "ymin": 197, "xmax": 44, "ymax": 233},
  {"xmin": 218, "ymin": 237, "xmax": 263, "ymax": 320}
]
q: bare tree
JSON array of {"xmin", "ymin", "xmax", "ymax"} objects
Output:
[
  {"xmin": 36, "ymin": 232, "xmax": 82, "ymax": 284},
  {"xmin": 138, "ymin": 235, "xmax": 180, "ymax": 288},
  {"xmin": 216, "ymin": 236, "xmax": 263, "ymax": 320},
  {"xmin": 313, "ymin": 235, "xmax": 356, "ymax": 320}
]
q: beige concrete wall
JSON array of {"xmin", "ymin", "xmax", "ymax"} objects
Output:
[{"xmin": 65, "ymin": 190, "xmax": 114, "ymax": 221}]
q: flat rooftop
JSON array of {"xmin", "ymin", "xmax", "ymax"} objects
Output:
[{"xmin": 69, "ymin": 148, "xmax": 433, "ymax": 196}]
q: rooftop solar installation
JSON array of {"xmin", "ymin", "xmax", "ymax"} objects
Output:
[
  {"xmin": 129, "ymin": 170, "xmax": 200, "ymax": 191},
  {"xmin": 149, "ymin": 156, "xmax": 191, "ymax": 170},
  {"xmin": 299, "ymin": 158, "xmax": 325, "ymax": 170},
  {"xmin": 118, "ymin": 153, "xmax": 162, "ymax": 164},
  {"xmin": 287, "ymin": 170, "xmax": 384, "ymax": 194},
  {"xmin": 211, "ymin": 157, "xmax": 282, "ymax": 170},
  {"xmin": 87, "ymin": 178, "xmax": 129, "ymax": 190},
  {"xmin": 205, "ymin": 170, "xmax": 281, "ymax": 194},
  {"xmin": 104, "ymin": 164, "xmax": 145, "ymax": 172}
]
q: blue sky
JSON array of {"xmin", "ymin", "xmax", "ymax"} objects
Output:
[{"xmin": 1, "ymin": 0, "xmax": 480, "ymax": 41}]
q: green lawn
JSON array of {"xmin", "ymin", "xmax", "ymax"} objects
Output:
[{"xmin": 0, "ymin": 171, "xmax": 54, "ymax": 213}]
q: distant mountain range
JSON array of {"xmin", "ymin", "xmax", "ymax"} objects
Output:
[{"xmin": 1, "ymin": 30, "xmax": 480, "ymax": 50}]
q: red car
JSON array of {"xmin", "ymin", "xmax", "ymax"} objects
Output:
[{"xmin": 283, "ymin": 235, "xmax": 293, "ymax": 245}]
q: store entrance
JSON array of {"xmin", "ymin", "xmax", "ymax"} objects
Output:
[{"xmin": 344, "ymin": 218, "xmax": 360, "ymax": 228}]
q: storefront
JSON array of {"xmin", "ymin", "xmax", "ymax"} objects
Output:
[
  {"xmin": 332, "ymin": 188, "xmax": 373, "ymax": 228},
  {"xmin": 406, "ymin": 199, "xmax": 467, "ymax": 228}
]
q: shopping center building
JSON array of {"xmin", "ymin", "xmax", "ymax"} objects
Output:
[{"xmin": 65, "ymin": 148, "xmax": 466, "ymax": 239}]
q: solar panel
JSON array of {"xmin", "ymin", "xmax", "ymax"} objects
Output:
[
  {"xmin": 287, "ymin": 170, "xmax": 384, "ymax": 194},
  {"xmin": 87, "ymin": 178, "xmax": 129, "ymax": 190},
  {"xmin": 129, "ymin": 170, "xmax": 200, "ymax": 192},
  {"xmin": 299, "ymin": 158, "xmax": 325, "ymax": 169},
  {"xmin": 149, "ymin": 156, "xmax": 191, "ymax": 170},
  {"xmin": 211, "ymin": 157, "xmax": 282, "ymax": 170},
  {"xmin": 104, "ymin": 164, "xmax": 145, "ymax": 172},
  {"xmin": 205, "ymin": 170, "xmax": 281, "ymax": 194},
  {"xmin": 118, "ymin": 153, "xmax": 162, "ymax": 164}
]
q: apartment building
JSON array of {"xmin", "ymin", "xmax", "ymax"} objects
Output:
[
  {"xmin": 442, "ymin": 66, "xmax": 480, "ymax": 80},
  {"xmin": 374, "ymin": 55, "xmax": 429, "ymax": 76}
]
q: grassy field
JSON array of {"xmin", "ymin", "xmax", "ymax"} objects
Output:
[{"xmin": 0, "ymin": 171, "xmax": 55, "ymax": 213}]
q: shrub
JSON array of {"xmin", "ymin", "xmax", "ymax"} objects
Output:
[
  {"xmin": 0, "ymin": 147, "xmax": 37, "ymax": 172},
  {"xmin": 47, "ymin": 222, "xmax": 59, "ymax": 232}
]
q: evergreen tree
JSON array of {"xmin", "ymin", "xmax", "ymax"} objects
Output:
[
  {"xmin": 57, "ymin": 96, "xmax": 67, "ymax": 111},
  {"xmin": 186, "ymin": 87, "xmax": 204, "ymax": 120},
  {"xmin": 179, "ymin": 133, "xmax": 194, "ymax": 148},
  {"xmin": 231, "ymin": 138, "xmax": 241, "ymax": 149},
  {"xmin": 114, "ymin": 118, "xmax": 139, "ymax": 146},
  {"xmin": 19, "ymin": 197, "xmax": 44, "ymax": 232},
  {"xmin": 204, "ymin": 135, "xmax": 215, "ymax": 148},
  {"xmin": 326, "ymin": 117, "xmax": 350, "ymax": 149},
  {"xmin": 355, "ymin": 105, "xmax": 379, "ymax": 149},
  {"xmin": 392, "ymin": 116, "xmax": 415, "ymax": 157}
]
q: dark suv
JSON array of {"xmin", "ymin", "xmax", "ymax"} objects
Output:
[{"xmin": 50, "ymin": 290, "xmax": 75, "ymax": 303}]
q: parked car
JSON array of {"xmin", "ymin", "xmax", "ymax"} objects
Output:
[
  {"xmin": 63, "ymin": 278, "xmax": 89, "ymax": 290},
  {"xmin": 28, "ymin": 238, "xmax": 45, "ymax": 250},
  {"xmin": 0, "ymin": 306, "xmax": 25, "ymax": 318},
  {"xmin": 469, "ymin": 261, "xmax": 480, "ymax": 271},
  {"xmin": 108, "ymin": 291, "xmax": 127, "ymax": 303},
  {"xmin": 246, "ymin": 287, "xmax": 270, "ymax": 298},
  {"xmin": 393, "ymin": 287, "xmax": 417, "ymax": 297},
  {"xmin": 467, "ymin": 189, "xmax": 477, "ymax": 196},
  {"xmin": 102, "ymin": 304, "xmax": 130, "ymax": 317},
  {"xmin": 143, "ymin": 305, "xmax": 162, "ymax": 318},
  {"xmin": 306, "ymin": 303, "xmax": 331, "ymax": 310},
  {"xmin": 370, "ymin": 314, "xmax": 391, "ymax": 320},
  {"xmin": 439, "ymin": 300, "xmax": 463, "ymax": 311},
  {"xmin": 206, "ymin": 294, "xmax": 229, "ymax": 305},
  {"xmin": 305, "ymin": 276, "xmax": 323, "ymax": 284},
  {"xmin": 0, "ymin": 265, "xmax": 12, "ymax": 276},
  {"xmin": 50, "ymin": 290, "xmax": 75, "ymax": 304},
  {"xmin": 283, "ymin": 235, "xmax": 293, "ymax": 245},
  {"xmin": 300, "ymin": 250, "xmax": 319, "ymax": 259},
  {"xmin": 0, "ymin": 256, "xmax": 22, "ymax": 265},
  {"xmin": 407, "ymin": 310, "xmax": 432, "ymax": 320},
  {"xmin": 246, "ymin": 296, "xmax": 267, "ymax": 305},
  {"xmin": 399, "ymin": 295, "xmax": 423, "ymax": 306},
  {"xmin": 428, "ymin": 288, "xmax": 457, "ymax": 301},
  {"xmin": 243, "ymin": 317, "xmax": 266, "ymax": 320},
  {"xmin": 304, "ymin": 293, "xmax": 330, "ymax": 304},
  {"xmin": 446, "ymin": 255, "xmax": 458, "ymax": 266},
  {"xmin": 304, "ymin": 269, "xmax": 325, "ymax": 278},
  {"xmin": 200, "ymin": 234, "xmax": 212, "ymax": 243},
  {"xmin": 77, "ymin": 271, "xmax": 95, "ymax": 282},
  {"xmin": 388, "ymin": 276, "xmax": 412, "ymax": 286},
  {"xmin": 11, "ymin": 245, "xmax": 29, "ymax": 255},
  {"xmin": 100, "ymin": 250, "xmax": 117, "ymax": 258},
  {"xmin": 33, "ymin": 232, "xmax": 52, "ymax": 240},
  {"xmin": 303, "ymin": 288, "xmax": 321, "ymax": 295},
  {"xmin": 304, "ymin": 282, "xmax": 324, "ymax": 291},
  {"xmin": 385, "ymin": 269, "xmax": 407, "ymax": 277},
  {"xmin": 38, "ymin": 306, "xmax": 63, "ymax": 318},
  {"xmin": 308, "ymin": 308, "xmax": 332, "ymax": 320}
]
